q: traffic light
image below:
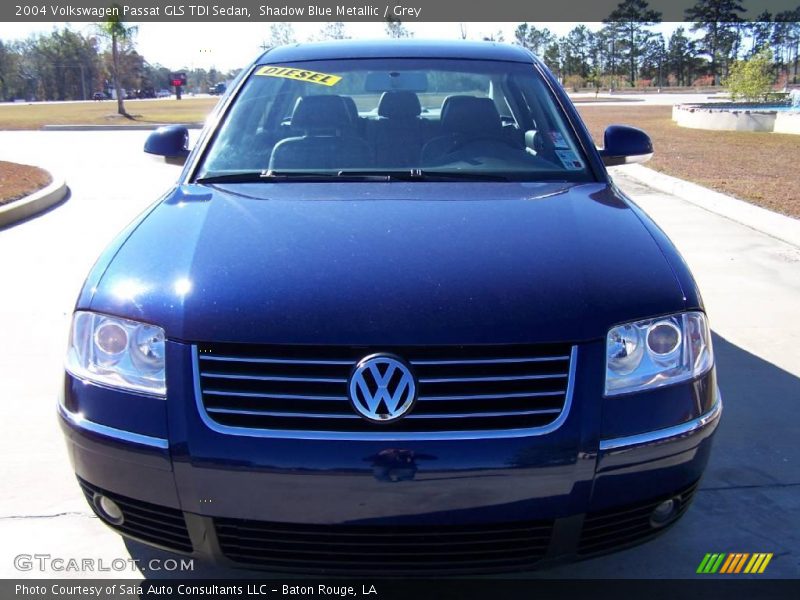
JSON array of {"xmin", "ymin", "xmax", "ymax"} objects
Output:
[{"xmin": 169, "ymin": 72, "xmax": 187, "ymax": 100}]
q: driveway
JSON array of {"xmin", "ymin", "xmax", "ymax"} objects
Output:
[{"xmin": 0, "ymin": 131, "xmax": 797, "ymax": 579}]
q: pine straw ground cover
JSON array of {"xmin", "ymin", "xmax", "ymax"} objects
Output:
[
  {"xmin": 0, "ymin": 161, "xmax": 52, "ymax": 205},
  {"xmin": 576, "ymin": 104, "xmax": 800, "ymax": 219}
]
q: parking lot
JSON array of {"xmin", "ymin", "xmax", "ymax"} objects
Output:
[{"xmin": 0, "ymin": 130, "xmax": 798, "ymax": 579}]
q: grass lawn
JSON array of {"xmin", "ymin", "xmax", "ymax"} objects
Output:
[
  {"xmin": 0, "ymin": 97, "xmax": 218, "ymax": 130},
  {"xmin": 0, "ymin": 161, "xmax": 52, "ymax": 205},
  {"xmin": 577, "ymin": 105, "xmax": 800, "ymax": 219}
]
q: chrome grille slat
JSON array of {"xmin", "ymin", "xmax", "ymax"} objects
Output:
[
  {"xmin": 196, "ymin": 343, "xmax": 573, "ymax": 434},
  {"xmin": 205, "ymin": 390, "xmax": 348, "ymax": 401},
  {"xmin": 405, "ymin": 409, "xmax": 561, "ymax": 419},
  {"xmin": 418, "ymin": 391, "xmax": 565, "ymax": 401},
  {"xmin": 207, "ymin": 408, "xmax": 360, "ymax": 419},
  {"xmin": 418, "ymin": 374, "xmax": 567, "ymax": 383},
  {"xmin": 202, "ymin": 372, "xmax": 348, "ymax": 383},
  {"xmin": 200, "ymin": 355, "xmax": 354, "ymax": 365},
  {"xmin": 409, "ymin": 356, "xmax": 569, "ymax": 365}
]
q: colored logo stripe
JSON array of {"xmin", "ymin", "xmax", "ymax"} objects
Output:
[
  {"xmin": 697, "ymin": 553, "xmax": 725, "ymax": 573},
  {"xmin": 698, "ymin": 553, "xmax": 773, "ymax": 574},
  {"xmin": 720, "ymin": 553, "xmax": 749, "ymax": 573},
  {"xmin": 744, "ymin": 553, "xmax": 774, "ymax": 574}
]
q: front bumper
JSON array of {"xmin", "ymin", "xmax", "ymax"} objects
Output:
[{"xmin": 58, "ymin": 340, "xmax": 722, "ymax": 573}]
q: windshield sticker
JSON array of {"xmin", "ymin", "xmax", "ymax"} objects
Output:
[
  {"xmin": 555, "ymin": 149, "xmax": 584, "ymax": 170},
  {"xmin": 255, "ymin": 66, "xmax": 342, "ymax": 86},
  {"xmin": 548, "ymin": 132, "xmax": 570, "ymax": 149}
]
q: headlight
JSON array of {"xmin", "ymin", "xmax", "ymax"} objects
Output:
[
  {"xmin": 605, "ymin": 311, "xmax": 712, "ymax": 395},
  {"xmin": 66, "ymin": 311, "xmax": 166, "ymax": 396}
]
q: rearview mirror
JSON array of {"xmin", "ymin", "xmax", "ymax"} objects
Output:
[
  {"xmin": 144, "ymin": 125, "xmax": 190, "ymax": 165},
  {"xmin": 364, "ymin": 71, "xmax": 428, "ymax": 92},
  {"xmin": 598, "ymin": 125, "xmax": 653, "ymax": 167}
]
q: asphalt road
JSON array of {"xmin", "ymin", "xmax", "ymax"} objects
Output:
[{"xmin": 0, "ymin": 131, "xmax": 798, "ymax": 580}]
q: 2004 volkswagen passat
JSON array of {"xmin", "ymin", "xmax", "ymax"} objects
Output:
[{"xmin": 60, "ymin": 40, "xmax": 721, "ymax": 573}]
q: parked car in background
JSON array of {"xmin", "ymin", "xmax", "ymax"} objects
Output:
[
  {"xmin": 61, "ymin": 40, "xmax": 720, "ymax": 574},
  {"xmin": 209, "ymin": 82, "xmax": 227, "ymax": 95},
  {"xmin": 156, "ymin": 89, "xmax": 172, "ymax": 98},
  {"xmin": 92, "ymin": 91, "xmax": 107, "ymax": 101}
]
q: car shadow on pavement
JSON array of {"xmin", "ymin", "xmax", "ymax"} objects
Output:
[{"xmin": 125, "ymin": 333, "xmax": 800, "ymax": 580}]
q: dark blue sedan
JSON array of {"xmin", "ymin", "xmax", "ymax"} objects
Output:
[{"xmin": 59, "ymin": 40, "xmax": 720, "ymax": 574}]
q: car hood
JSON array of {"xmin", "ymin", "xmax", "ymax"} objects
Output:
[{"xmin": 87, "ymin": 182, "xmax": 687, "ymax": 345}]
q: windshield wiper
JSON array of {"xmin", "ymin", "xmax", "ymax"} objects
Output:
[
  {"xmin": 413, "ymin": 170, "xmax": 510, "ymax": 182},
  {"xmin": 196, "ymin": 169, "xmax": 510, "ymax": 184},
  {"xmin": 195, "ymin": 170, "xmax": 274, "ymax": 184},
  {"xmin": 334, "ymin": 169, "xmax": 510, "ymax": 182},
  {"xmin": 196, "ymin": 170, "xmax": 393, "ymax": 184}
]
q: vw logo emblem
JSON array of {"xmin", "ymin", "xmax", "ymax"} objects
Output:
[{"xmin": 348, "ymin": 354, "xmax": 417, "ymax": 423}]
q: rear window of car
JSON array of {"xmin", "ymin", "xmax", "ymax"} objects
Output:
[{"xmin": 197, "ymin": 57, "xmax": 593, "ymax": 183}]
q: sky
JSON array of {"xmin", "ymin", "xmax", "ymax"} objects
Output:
[{"xmin": 0, "ymin": 21, "xmax": 687, "ymax": 72}]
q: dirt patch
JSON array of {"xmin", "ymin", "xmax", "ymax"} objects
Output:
[
  {"xmin": 0, "ymin": 161, "xmax": 52, "ymax": 205},
  {"xmin": 577, "ymin": 105, "xmax": 800, "ymax": 219}
]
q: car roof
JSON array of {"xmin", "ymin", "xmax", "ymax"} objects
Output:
[{"xmin": 258, "ymin": 39, "xmax": 536, "ymax": 64}]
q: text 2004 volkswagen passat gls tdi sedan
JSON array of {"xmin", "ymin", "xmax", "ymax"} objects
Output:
[{"xmin": 59, "ymin": 40, "xmax": 721, "ymax": 573}]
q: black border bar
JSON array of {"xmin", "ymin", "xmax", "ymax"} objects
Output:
[
  {"xmin": 4, "ymin": 579, "xmax": 800, "ymax": 600},
  {"xmin": 3, "ymin": 1, "xmax": 800, "ymax": 23}
]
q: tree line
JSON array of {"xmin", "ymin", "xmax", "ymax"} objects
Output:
[
  {"xmin": 0, "ymin": 26, "xmax": 241, "ymax": 102},
  {"xmin": 0, "ymin": 18, "xmax": 414, "ymax": 102},
  {"xmin": 515, "ymin": 0, "xmax": 799, "ymax": 90}
]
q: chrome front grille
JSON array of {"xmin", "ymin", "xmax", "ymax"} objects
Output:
[{"xmin": 195, "ymin": 343, "xmax": 574, "ymax": 434}]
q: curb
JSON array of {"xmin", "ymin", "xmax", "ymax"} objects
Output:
[
  {"xmin": 0, "ymin": 173, "xmax": 68, "ymax": 228},
  {"xmin": 41, "ymin": 123, "xmax": 204, "ymax": 131},
  {"xmin": 611, "ymin": 163, "xmax": 800, "ymax": 249}
]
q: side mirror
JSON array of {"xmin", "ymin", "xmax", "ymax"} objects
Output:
[
  {"xmin": 598, "ymin": 125, "xmax": 653, "ymax": 167},
  {"xmin": 144, "ymin": 125, "xmax": 190, "ymax": 165}
]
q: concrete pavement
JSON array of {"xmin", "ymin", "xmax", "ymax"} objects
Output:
[
  {"xmin": 617, "ymin": 164, "xmax": 800, "ymax": 249},
  {"xmin": 0, "ymin": 131, "xmax": 797, "ymax": 579},
  {"xmin": 571, "ymin": 91, "xmax": 729, "ymax": 107},
  {"xmin": 0, "ymin": 131, "xmax": 179, "ymax": 578}
]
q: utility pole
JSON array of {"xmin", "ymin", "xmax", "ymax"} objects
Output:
[{"xmin": 79, "ymin": 64, "xmax": 86, "ymax": 100}]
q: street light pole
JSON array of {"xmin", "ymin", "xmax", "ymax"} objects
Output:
[{"xmin": 79, "ymin": 64, "xmax": 86, "ymax": 100}]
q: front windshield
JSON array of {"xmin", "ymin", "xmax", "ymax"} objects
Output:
[{"xmin": 198, "ymin": 57, "xmax": 593, "ymax": 182}]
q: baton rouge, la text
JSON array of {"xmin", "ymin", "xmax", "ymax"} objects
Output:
[{"xmin": 283, "ymin": 585, "xmax": 379, "ymax": 596}]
